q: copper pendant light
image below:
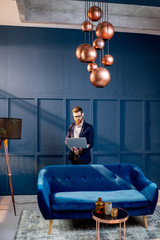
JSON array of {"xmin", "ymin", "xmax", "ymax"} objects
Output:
[
  {"xmin": 81, "ymin": 45, "xmax": 97, "ymax": 63},
  {"xmin": 76, "ymin": 43, "xmax": 90, "ymax": 62},
  {"xmin": 90, "ymin": 67, "xmax": 111, "ymax": 88},
  {"xmin": 81, "ymin": 21, "xmax": 93, "ymax": 32},
  {"xmin": 87, "ymin": 62, "xmax": 98, "ymax": 73},
  {"xmin": 93, "ymin": 38, "xmax": 105, "ymax": 50},
  {"xmin": 96, "ymin": 22, "xmax": 115, "ymax": 40},
  {"xmin": 76, "ymin": 0, "xmax": 114, "ymax": 88},
  {"xmin": 88, "ymin": 6, "xmax": 102, "ymax": 22},
  {"xmin": 102, "ymin": 54, "xmax": 114, "ymax": 66}
]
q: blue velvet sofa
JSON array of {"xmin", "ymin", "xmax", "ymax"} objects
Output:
[{"xmin": 37, "ymin": 164, "xmax": 158, "ymax": 233}]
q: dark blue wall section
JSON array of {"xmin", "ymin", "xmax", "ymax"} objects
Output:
[
  {"xmin": 120, "ymin": 101, "xmax": 143, "ymax": 151},
  {"xmin": 0, "ymin": 26, "xmax": 160, "ymax": 194}
]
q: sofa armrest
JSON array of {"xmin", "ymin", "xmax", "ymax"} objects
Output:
[
  {"xmin": 130, "ymin": 166, "xmax": 158, "ymax": 212},
  {"xmin": 37, "ymin": 169, "xmax": 53, "ymax": 219},
  {"xmin": 141, "ymin": 183, "xmax": 158, "ymax": 201},
  {"xmin": 141, "ymin": 182, "xmax": 158, "ymax": 212}
]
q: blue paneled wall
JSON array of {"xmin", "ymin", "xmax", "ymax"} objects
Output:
[{"xmin": 0, "ymin": 26, "xmax": 160, "ymax": 194}]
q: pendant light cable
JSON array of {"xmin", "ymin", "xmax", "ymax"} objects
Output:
[{"xmin": 107, "ymin": 0, "xmax": 109, "ymax": 54}]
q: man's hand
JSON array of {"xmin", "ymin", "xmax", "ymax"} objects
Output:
[
  {"xmin": 73, "ymin": 147, "xmax": 82, "ymax": 151},
  {"xmin": 71, "ymin": 146, "xmax": 82, "ymax": 155},
  {"xmin": 72, "ymin": 146, "xmax": 82, "ymax": 151},
  {"xmin": 70, "ymin": 146, "xmax": 78, "ymax": 151}
]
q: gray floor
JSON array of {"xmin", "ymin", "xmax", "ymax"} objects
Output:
[
  {"xmin": 0, "ymin": 193, "xmax": 160, "ymax": 240},
  {"xmin": 0, "ymin": 195, "xmax": 38, "ymax": 240}
]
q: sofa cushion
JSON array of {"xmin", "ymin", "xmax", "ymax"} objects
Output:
[
  {"xmin": 47, "ymin": 165, "xmax": 136, "ymax": 192},
  {"xmin": 50, "ymin": 190, "xmax": 148, "ymax": 212}
]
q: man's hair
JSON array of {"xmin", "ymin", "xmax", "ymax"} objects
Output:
[{"xmin": 72, "ymin": 106, "xmax": 83, "ymax": 114}]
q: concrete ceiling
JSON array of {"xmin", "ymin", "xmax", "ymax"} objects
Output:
[{"xmin": 0, "ymin": 0, "xmax": 160, "ymax": 35}]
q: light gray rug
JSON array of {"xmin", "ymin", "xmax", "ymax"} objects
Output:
[{"xmin": 14, "ymin": 209, "xmax": 160, "ymax": 240}]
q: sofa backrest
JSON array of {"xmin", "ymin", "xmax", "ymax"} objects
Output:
[{"xmin": 40, "ymin": 164, "xmax": 138, "ymax": 193}]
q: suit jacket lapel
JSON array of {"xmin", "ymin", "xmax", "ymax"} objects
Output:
[
  {"xmin": 71, "ymin": 123, "xmax": 75, "ymax": 137},
  {"xmin": 79, "ymin": 121, "xmax": 86, "ymax": 137}
]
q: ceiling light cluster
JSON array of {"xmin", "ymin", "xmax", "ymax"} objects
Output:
[{"xmin": 76, "ymin": 1, "xmax": 115, "ymax": 88}]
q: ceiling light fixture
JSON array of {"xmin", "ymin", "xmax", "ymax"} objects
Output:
[{"xmin": 76, "ymin": 0, "xmax": 115, "ymax": 88}]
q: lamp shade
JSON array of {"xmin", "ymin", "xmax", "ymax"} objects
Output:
[
  {"xmin": 93, "ymin": 38, "xmax": 105, "ymax": 50},
  {"xmin": 88, "ymin": 6, "xmax": 102, "ymax": 22},
  {"xmin": 81, "ymin": 21, "xmax": 93, "ymax": 32},
  {"xmin": 90, "ymin": 67, "xmax": 111, "ymax": 88},
  {"xmin": 81, "ymin": 46, "xmax": 97, "ymax": 63},
  {"xmin": 0, "ymin": 118, "xmax": 22, "ymax": 139},
  {"xmin": 87, "ymin": 62, "xmax": 98, "ymax": 73},
  {"xmin": 76, "ymin": 43, "xmax": 90, "ymax": 62},
  {"xmin": 96, "ymin": 22, "xmax": 115, "ymax": 40},
  {"xmin": 102, "ymin": 54, "xmax": 114, "ymax": 66}
]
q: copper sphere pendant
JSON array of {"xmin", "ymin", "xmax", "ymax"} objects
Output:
[
  {"xmin": 93, "ymin": 38, "xmax": 105, "ymax": 50},
  {"xmin": 96, "ymin": 22, "xmax": 115, "ymax": 40},
  {"xmin": 81, "ymin": 46, "xmax": 97, "ymax": 63},
  {"xmin": 88, "ymin": 6, "xmax": 102, "ymax": 22},
  {"xmin": 81, "ymin": 21, "xmax": 93, "ymax": 32},
  {"xmin": 87, "ymin": 62, "xmax": 98, "ymax": 73},
  {"xmin": 102, "ymin": 54, "xmax": 114, "ymax": 66},
  {"xmin": 90, "ymin": 67, "xmax": 111, "ymax": 88},
  {"xmin": 76, "ymin": 43, "xmax": 90, "ymax": 62}
]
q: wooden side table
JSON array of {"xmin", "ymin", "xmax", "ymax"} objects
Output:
[{"xmin": 92, "ymin": 208, "xmax": 129, "ymax": 240}]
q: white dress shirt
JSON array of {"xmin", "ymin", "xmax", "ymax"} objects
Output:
[{"xmin": 74, "ymin": 121, "xmax": 84, "ymax": 138}]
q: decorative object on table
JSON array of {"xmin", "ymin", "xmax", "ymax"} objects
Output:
[
  {"xmin": 105, "ymin": 202, "xmax": 112, "ymax": 215},
  {"xmin": 76, "ymin": 0, "xmax": 114, "ymax": 88},
  {"xmin": 0, "ymin": 117, "xmax": 22, "ymax": 216},
  {"xmin": 95, "ymin": 197, "xmax": 105, "ymax": 214},
  {"xmin": 111, "ymin": 207, "xmax": 118, "ymax": 218}
]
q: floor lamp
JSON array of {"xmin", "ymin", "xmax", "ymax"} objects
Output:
[{"xmin": 0, "ymin": 118, "xmax": 22, "ymax": 216}]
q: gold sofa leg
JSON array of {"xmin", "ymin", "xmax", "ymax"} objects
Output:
[
  {"xmin": 143, "ymin": 215, "xmax": 148, "ymax": 229},
  {"xmin": 48, "ymin": 220, "xmax": 53, "ymax": 234}
]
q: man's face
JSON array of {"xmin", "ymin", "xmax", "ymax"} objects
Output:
[{"xmin": 73, "ymin": 111, "xmax": 84, "ymax": 125}]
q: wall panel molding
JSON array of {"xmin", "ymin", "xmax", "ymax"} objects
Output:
[{"xmin": 0, "ymin": 97, "xmax": 160, "ymax": 193}]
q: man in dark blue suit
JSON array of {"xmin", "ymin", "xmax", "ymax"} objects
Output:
[{"xmin": 66, "ymin": 106, "xmax": 94, "ymax": 164}]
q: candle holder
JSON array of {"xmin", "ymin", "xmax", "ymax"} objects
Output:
[
  {"xmin": 105, "ymin": 202, "xmax": 112, "ymax": 215},
  {"xmin": 111, "ymin": 208, "xmax": 118, "ymax": 218}
]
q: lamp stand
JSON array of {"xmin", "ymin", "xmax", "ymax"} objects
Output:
[{"xmin": 0, "ymin": 139, "xmax": 16, "ymax": 216}]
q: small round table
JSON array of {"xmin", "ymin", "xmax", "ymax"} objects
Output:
[{"xmin": 92, "ymin": 208, "xmax": 129, "ymax": 240}]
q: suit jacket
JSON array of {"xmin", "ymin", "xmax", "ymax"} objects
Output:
[{"xmin": 66, "ymin": 121, "xmax": 94, "ymax": 164}]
